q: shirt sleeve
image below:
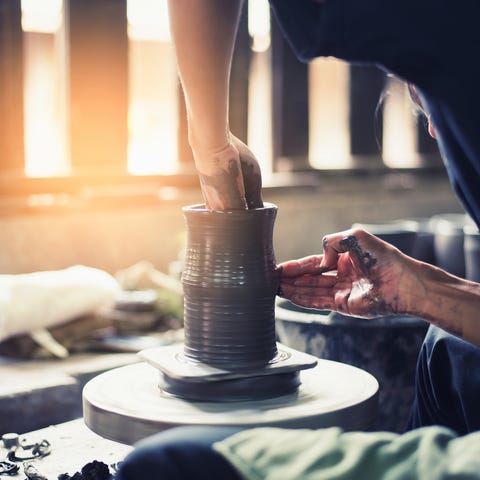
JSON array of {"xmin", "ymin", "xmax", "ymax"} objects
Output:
[
  {"xmin": 269, "ymin": 0, "xmax": 480, "ymax": 228},
  {"xmin": 269, "ymin": 0, "xmax": 472, "ymax": 90},
  {"xmin": 214, "ymin": 426, "xmax": 480, "ymax": 480}
]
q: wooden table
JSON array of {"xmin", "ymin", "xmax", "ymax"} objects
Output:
[{"xmin": 0, "ymin": 419, "xmax": 132, "ymax": 479}]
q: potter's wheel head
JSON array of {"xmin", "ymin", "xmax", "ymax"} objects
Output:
[{"xmin": 137, "ymin": 343, "xmax": 318, "ymax": 402}]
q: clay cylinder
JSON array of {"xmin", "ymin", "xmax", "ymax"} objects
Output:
[{"xmin": 182, "ymin": 203, "xmax": 280, "ymax": 370}]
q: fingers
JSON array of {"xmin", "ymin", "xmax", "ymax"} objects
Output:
[
  {"xmin": 279, "ymin": 270, "xmax": 337, "ymax": 310},
  {"xmin": 281, "ymin": 273, "xmax": 336, "ymax": 288},
  {"xmin": 193, "ymin": 143, "xmax": 248, "ymax": 210},
  {"xmin": 278, "ymin": 228, "xmax": 385, "ymax": 314},
  {"xmin": 280, "ymin": 285, "xmax": 335, "ymax": 310},
  {"xmin": 231, "ymin": 136, "xmax": 264, "ymax": 209},
  {"xmin": 280, "ymin": 280, "xmax": 376, "ymax": 316},
  {"xmin": 321, "ymin": 228, "xmax": 385, "ymax": 274},
  {"xmin": 192, "ymin": 136, "xmax": 264, "ymax": 210},
  {"xmin": 281, "ymin": 276, "xmax": 336, "ymax": 300},
  {"xmin": 240, "ymin": 159, "xmax": 263, "ymax": 209},
  {"xmin": 279, "ymin": 230, "xmax": 370, "ymax": 278},
  {"xmin": 279, "ymin": 255, "xmax": 327, "ymax": 278},
  {"xmin": 279, "ymin": 228, "xmax": 405, "ymax": 317},
  {"xmin": 320, "ymin": 229, "xmax": 353, "ymax": 269}
]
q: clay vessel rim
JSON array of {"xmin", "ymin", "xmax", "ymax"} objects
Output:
[{"xmin": 183, "ymin": 203, "xmax": 277, "ymax": 215}]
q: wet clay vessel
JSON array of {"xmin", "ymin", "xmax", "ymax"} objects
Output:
[
  {"xmin": 182, "ymin": 203, "xmax": 280, "ymax": 369},
  {"xmin": 138, "ymin": 203, "xmax": 317, "ymax": 402}
]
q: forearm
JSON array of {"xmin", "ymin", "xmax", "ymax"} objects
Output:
[
  {"xmin": 406, "ymin": 260, "xmax": 480, "ymax": 346},
  {"xmin": 167, "ymin": 0, "xmax": 243, "ymax": 152},
  {"xmin": 281, "ymin": 230, "xmax": 480, "ymax": 347}
]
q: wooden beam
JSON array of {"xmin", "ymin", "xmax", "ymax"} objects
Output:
[
  {"xmin": 176, "ymin": 83, "xmax": 194, "ymax": 166},
  {"xmin": 0, "ymin": 173, "xmax": 200, "ymax": 197},
  {"xmin": 270, "ymin": 17, "xmax": 309, "ymax": 169},
  {"xmin": 66, "ymin": 0, "xmax": 128, "ymax": 175},
  {"xmin": 348, "ymin": 65, "xmax": 385, "ymax": 162},
  {"xmin": 229, "ymin": 2, "xmax": 251, "ymax": 143},
  {"xmin": 0, "ymin": 0, "xmax": 24, "ymax": 177}
]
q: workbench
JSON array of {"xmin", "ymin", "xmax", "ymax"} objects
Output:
[{"xmin": 0, "ymin": 419, "xmax": 132, "ymax": 479}]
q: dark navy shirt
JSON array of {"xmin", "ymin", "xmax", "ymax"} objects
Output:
[
  {"xmin": 270, "ymin": 0, "xmax": 480, "ymax": 229},
  {"xmin": 269, "ymin": 0, "xmax": 480, "ymax": 435}
]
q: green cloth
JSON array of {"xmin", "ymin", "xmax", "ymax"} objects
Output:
[{"xmin": 214, "ymin": 426, "xmax": 480, "ymax": 480}]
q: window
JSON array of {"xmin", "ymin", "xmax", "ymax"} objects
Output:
[{"xmin": 0, "ymin": 0, "xmax": 441, "ymax": 205}]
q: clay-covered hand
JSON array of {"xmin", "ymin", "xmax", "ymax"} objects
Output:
[
  {"xmin": 279, "ymin": 228, "xmax": 423, "ymax": 318},
  {"xmin": 192, "ymin": 134, "xmax": 263, "ymax": 211}
]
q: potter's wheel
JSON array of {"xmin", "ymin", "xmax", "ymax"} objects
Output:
[{"xmin": 83, "ymin": 358, "xmax": 379, "ymax": 445}]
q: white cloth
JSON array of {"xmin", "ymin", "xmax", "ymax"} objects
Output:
[{"xmin": 0, "ymin": 265, "xmax": 120, "ymax": 342}]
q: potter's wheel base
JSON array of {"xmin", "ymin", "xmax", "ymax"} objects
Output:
[
  {"xmin": 160, "ymin": 370, "xmax": 300, "ymax": 402},
  {"xmin": 139, "ymin": 343, "xmax": 317, "ymax": 401}
]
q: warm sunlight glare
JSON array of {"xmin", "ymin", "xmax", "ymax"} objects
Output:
[
  {"xmin": 248, "ymin": 0, "xmax": 271, "ymax": 53},
  {"xmin": 127, "ymin": 0, "xmax": 171, "ymax": 41},
  {"xmin": 383, "ymin": 77, "xmax": 418, "ymax": 168},
  {"xmin": 127, "ymin": 0, "xmax": 178, "ymax": 175},
  {"xmin": 247, "ymin": 1, "xmax": 272, "ymax": 180},
  {"xmin": 21, "ymin": 0, "xmax": 63, "ymax": 33},
  {"xmin": 248, "ymin": 51, "xmax": 272, "ymax": 182},
  {"xmin": 22, "ymin": 1, "xmax": 68, "ymax": 177},
  {"xmin": 309, "ymin": 58, "xmax": 351, "ymax": 169}
]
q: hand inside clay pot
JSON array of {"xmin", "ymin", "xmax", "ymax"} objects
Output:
[{"xmin": 191, "ymin": 134, "xmax": 264, "ymax": 211}]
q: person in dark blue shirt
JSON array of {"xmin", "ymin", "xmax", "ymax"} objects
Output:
[
  {"xmin": 270, "ymin": 0, "xmax": 480, "ymax": 229},
  {"xmin": 271, "ymin": 0, "xmax": 480, "ymax": 435},
  {"xmin": 115, "ymin": 1, "xmax": 480, "ymax": 478}
]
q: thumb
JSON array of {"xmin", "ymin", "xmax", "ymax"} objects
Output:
[
  {"xmin": 321, "ymin": 229, "xmax": 379, "ymax": 274},
  {"xmin": 320, "ymin": 231, "xmax": 351, "ymax": 269}
]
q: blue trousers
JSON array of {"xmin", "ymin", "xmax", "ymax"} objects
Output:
[
  {"xmin": 114, "ymin": 426, "xmax": 243, "ymax": 480},
  {"xmin": 407, "ymin": 325, "xmax": 480, "ymax": 435}
]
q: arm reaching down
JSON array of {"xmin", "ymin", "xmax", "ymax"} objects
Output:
[{"xmin": 167, "ymin": 0, "xmax": 263, "ymax": 210}]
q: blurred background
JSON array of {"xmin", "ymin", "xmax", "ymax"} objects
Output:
[
  {"xmin": 1, "ymin": 0, "xmax": 476, "ymax": 437},
  {"xmin": 0, "ymin": 0, "xmax": 463, "ymax": 275}
]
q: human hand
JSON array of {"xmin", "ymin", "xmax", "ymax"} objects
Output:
[
  {"xmin": 279, "ymin": 228, "xmax": 423, "ymax": 318},
  {"xmin": 191, "ymin": 134, "xmax": 263, "ymax": 211}
]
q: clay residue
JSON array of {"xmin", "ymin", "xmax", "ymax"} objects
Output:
[
  {"xmin": 340, "ymin": 235, "xmax": 377, "ymax": 273},
  {"xmin": 240, "ymin": 158, "xmax": 263, "ymax": 209},
  {"xmin": 199, "ymin": 158, "xmax": 246, "ymax": 209}
]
